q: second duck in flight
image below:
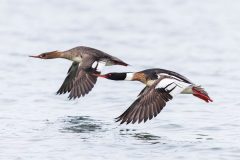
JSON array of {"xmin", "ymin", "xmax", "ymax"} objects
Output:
[
  {"xmin": 95, "ymin": 68, "xmax": 213, "ymax": 124},
  {"xmin": 30, "ymin": 46, "xmax": 128, "ymax": 99}
]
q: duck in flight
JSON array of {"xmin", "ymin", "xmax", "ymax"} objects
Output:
[
  {"xmin": 95, "ymin": 68, "xmax": 213, "ymax": 124},
  {"xmin": 30, "ymin": 46, "xmax": 128, "ymax": 99}
]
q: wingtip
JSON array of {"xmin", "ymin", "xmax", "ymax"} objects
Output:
[
  {"xmin": 113, "ymin": 61, "xmax": 129, "ymax": 67},
  {"xmin": 115, "ymin": 117, "xmax": 126, "ymax": 125},
  {"xmin": 120, "ymin": 63, "xmax": 129, "ymax": 67},
  {"xmin": 115, "ymin": 117, "xmax": 121, "ymax": 123},
  {"xmin": 68, "ymin": 96, "xmax": 75, "ymax": 100},
  {"xmin": 56, "ymin": 90, "xmax": 62, "ymax": 95},
  {"xmin": 115, "ymin": 117, "xmax": 140, "ymax": 125}
]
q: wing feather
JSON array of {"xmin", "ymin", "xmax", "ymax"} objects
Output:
[
  {"xmin": 68, "ymin": 55, "xmax": 99, "ymax": 99},
  {"xmin": 116, "ymin": 77, "xmax": 174, "ymax": 124},
  {"xmin": 57, "ymin": 62, "xmax": 79, "ymax": 95}
]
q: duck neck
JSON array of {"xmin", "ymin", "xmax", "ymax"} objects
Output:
[
  {"xmin": 125, "ymin": 73, "xmax": 135, "ymax": 81},
  {"xmin": 108, "ymin": 72, "xmax": 135, "ymax": 81},
  {"xmin": 60, "ymin": 51, "xmax": 81, "ymax": 62}
]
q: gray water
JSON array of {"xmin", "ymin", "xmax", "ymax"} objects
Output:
[{"xmin": 0, "ymin": 0, "xmax": 240, "ymax": 159}]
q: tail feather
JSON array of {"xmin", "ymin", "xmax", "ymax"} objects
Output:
[{"xmin": 113, "ymin": 60, "xmax": 128, "ymax": 66}]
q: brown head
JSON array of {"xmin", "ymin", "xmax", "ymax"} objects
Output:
[{"xmin": 29, "ymin": 51, "xmax": 63, "ymax": 59}]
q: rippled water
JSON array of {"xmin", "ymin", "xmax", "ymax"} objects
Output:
[{"xmin": 0, "ymin": 0, "xmax": 240, "ymax": 159}]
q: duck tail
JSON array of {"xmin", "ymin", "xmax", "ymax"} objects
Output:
[{"xmin": 113, "ymin": 60, "xmax": 129, "ymax": 66}]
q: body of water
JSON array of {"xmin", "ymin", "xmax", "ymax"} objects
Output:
[{"xmin": 0, "ymin": 0, "xmax": 240, "ymax": 159}]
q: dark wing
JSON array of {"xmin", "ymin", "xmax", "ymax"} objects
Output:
[
  {"xmin": 116, "ymin": 87, "xmax": 173, "ymax": 124},
  {"xmin": 82, "ymin": 46, "xmax": 128, "ymax": 66},
  {"xmin": 57, "ymin": 62, "xmax": 79, "ymax": 95},
  {"xmin": 68, "ymin": 55, "xmax": 99, "ymax": 99},
  {"xmin": 68, "ymin": 69, "xmax": 98, "ymax": 99},
  {"xmin": 116, "ymin": 76, "xmax": 176, "ymax": 124},
  {"xmin": 143, "ymin": 68, "xmax": 193, "ymax": 84}
]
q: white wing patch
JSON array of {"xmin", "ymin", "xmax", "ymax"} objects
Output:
[
  {"xmin": 157, "ymin": 73, "xmax": 183, "ymax": 82},
  {"xmin": 157, "ymin": 77, "xmax": 191, "ymax": 97},
  {"xmin": 92, "ymin": 61, "xmax": 106, "ymax": 71}
]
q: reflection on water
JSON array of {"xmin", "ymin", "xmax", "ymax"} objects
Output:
[
  {"xmin": 61, "ymin": 116, "xmax": 163, "ymax": 144},
  {"xmin": 133, "ymin": 133, "xmax": 161, "ymax": 141},
  {"xmin": 133, "ymin": 133, "xmax": 162, "ymax": 144},
  {"xmin": 60, "ymin": 116, "xmax": 108, "ymax": 133},
  {"xmin": 195, "ymin": 134, "xmax": 214, "ymax": 141},
  {"xmin": 119, "ymin": 129, "xmax": 163, "ymax": 144}
]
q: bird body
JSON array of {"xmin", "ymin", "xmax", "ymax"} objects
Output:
[
  {"xmin": 96, "ymin": 68, "xmax": 212, "ymax": 124},
  {"xmin": 30, "ymin": 46, "xmax": 128, "ymax": 99}
]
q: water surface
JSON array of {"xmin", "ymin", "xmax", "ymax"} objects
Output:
[{"xmin": 0, "ymin": 0, "xmax": 240, "ymax": 159}]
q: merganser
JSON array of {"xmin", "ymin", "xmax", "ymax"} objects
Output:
[
  {"xmin": 30, "ymin": 46, "xmax": 128, "ymax": 99},
  {"xmin": 95, "ymin": 68, "xmax": 213, "ymax": 124}
]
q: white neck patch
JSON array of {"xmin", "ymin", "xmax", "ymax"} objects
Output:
[{"xmin": 125, "ymin": 73, "xmax": 134, "ymax": 81}]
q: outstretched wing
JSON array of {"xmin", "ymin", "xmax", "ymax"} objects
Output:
[
  {"xmin": 68, "ymin": 69, "xmax": 98, "ymax": 99},
  {"xmin": 116, "ymin": 87, "xmax": 173, "ymax": 124},
  {"xmin": 57, "ymin": 62, "xmax": 79, "ymax": 95},
  {"xmin": 81, "ymin": 46, "xmax": 128, "ymax": 66},
  {"xmin": 116, "ymin": 75, "xmax": 192, "ymax": 124},
  {"xmin": 68, "ymin": 55, "xmax": 99, "ymax": 99}
]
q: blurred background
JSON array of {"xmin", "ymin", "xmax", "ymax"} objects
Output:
[{"xmin": 0, "ymin": 0, "xmax": 239, "ymax": 160}]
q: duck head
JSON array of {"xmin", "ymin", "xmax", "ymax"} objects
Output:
[{"xmin": 29, "ymin": 51, "xmax": 62, "ymax": 59}]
